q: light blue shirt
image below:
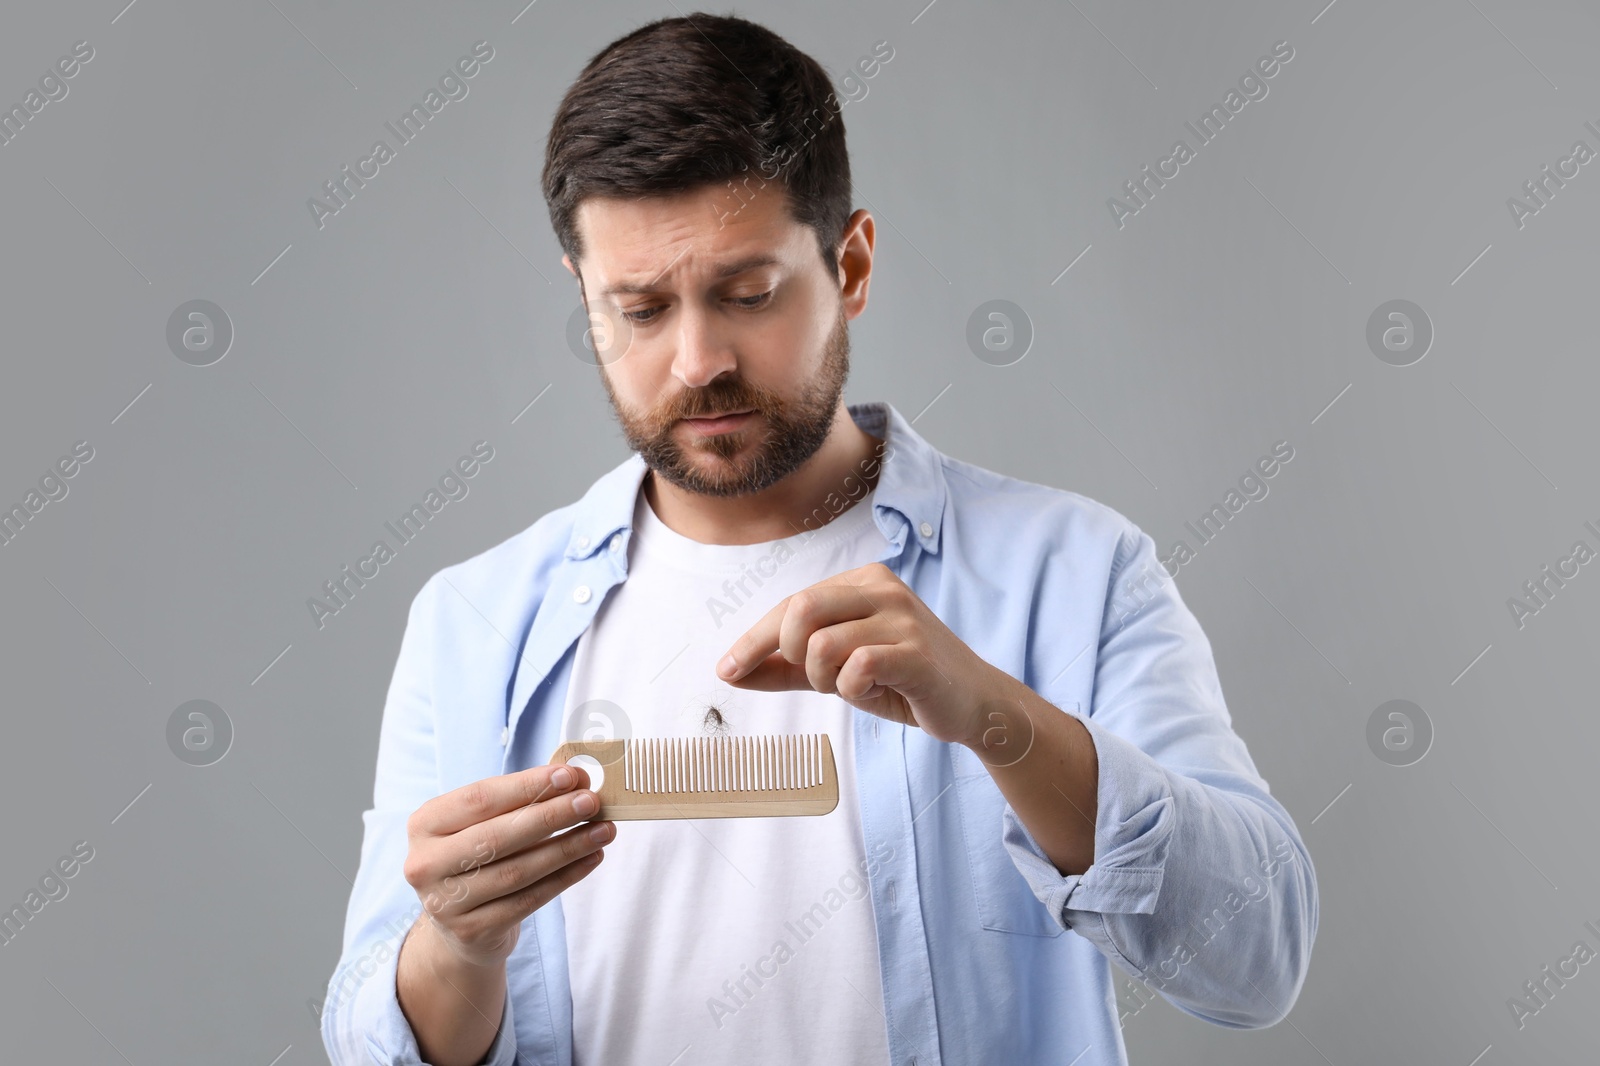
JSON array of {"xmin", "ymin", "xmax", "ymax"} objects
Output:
[{"xmin": 322, "ymin": 400, "xmax": 1318, "ymax": 1065}]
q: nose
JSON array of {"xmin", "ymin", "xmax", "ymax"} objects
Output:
[{"xmin": 670, "ymin": 303, "xmax": 738, "ymax": 389}]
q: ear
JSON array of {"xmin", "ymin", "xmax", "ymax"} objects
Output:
[
  {"xmin": 835, "ymin": 209, "xmax": 875, "ymax": 322},
  {"xmin": 562, "ymin": 254, "xmax": 578, "ymax": 278}
]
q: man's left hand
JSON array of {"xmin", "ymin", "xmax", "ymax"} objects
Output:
[{"xmin": 716, "ymin": 562, "xmax": 1010, "ymax": 749}]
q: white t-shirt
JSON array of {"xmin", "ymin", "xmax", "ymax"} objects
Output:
[{"xmin": 559, "ymin": 481, "xmax": 894, "ymax": 1066}]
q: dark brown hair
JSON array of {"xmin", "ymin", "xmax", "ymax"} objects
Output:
[{"xmin": 542, "ymin": 13, "xmax": 852, "ymax": 281}]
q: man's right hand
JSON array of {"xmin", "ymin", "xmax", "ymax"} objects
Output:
[{"xmin": 402, "ymin": 762, "xmax": 614, "ymax": 970}]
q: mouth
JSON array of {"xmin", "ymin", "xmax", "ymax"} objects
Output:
[{"xmin": 681, "ymin": 409, "xmax": 756, "ymax": 435}]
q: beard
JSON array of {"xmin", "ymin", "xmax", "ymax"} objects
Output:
[{"xmin": 599, "ymin": 300, "xmax": 850, "ymax": 498}]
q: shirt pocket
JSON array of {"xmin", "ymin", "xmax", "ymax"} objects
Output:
[{"xmin": 950, "ymin": 728, "xmax": 1068, "ymax": 938}]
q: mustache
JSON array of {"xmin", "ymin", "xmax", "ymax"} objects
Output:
[{"xmin": 668, "ymin": 386, "xmax": 768, "ymax": 421}]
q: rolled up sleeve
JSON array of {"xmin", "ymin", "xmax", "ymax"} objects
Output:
[
  {"xmin": 321, "ymin": 577, "xmax": 522, "ymax": 1065},
  {"xmin": 1002, "ymin": 522, "xmax": 1319, "ymax": 1029}
]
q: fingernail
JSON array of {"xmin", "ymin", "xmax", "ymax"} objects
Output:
[
  {"xmin": 551, "ymin": 767, "xmax": 573, "ymax": 790},
  {"xmin": 573, "ymin": 791, "xmax": 597, "ymax": 816},
  {"xmin": 719, "ymin": 653, "xmax": 738, "ymax": 678},
  {"xmin": 589, "ymin": 822, "xmax": 613, "ymax": 843}
]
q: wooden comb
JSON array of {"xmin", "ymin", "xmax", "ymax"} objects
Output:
[{"xmin": 549, "ymin": 734, "xmax": 839, "ymax": 820}]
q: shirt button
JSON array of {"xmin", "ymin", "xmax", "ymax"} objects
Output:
[
  {"xmin": 919, "ymin": 521, "xmax": 933, "ymax": 538},
  {"xmin": 609, "ymin": 533, "xmax": 622, "ymax": 552},
  {"xmin": 576, "ymin": 535, "xmax": 590, "ymax": 551},
  {"xmin": 500, "ymin": 726, "xmax": 510, "ymax": 746},
  {"xmin": 573, "ymin": 584, "xmax": 592, "ymax": 604}
]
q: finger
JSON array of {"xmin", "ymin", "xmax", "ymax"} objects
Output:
[
  {"xmin": 720, "ymin": 582, "xmax": 877, "ymax": 683},
  {"xmin": 429, "ymin": 820, "xmax": 615, "ymax": 917},
  {"xmin": 724, "ymin": 649, "xmax": 809, "ymax": 692},
  {"xmin": 834, "ymin": 642, "xmax": 918, "ymax": 703},
  {"xmin": 414, "ymin": 763, "xmax": 588, "ymax": 837},
  {"xmin": 440, "ymin": 782, "xmax": 604, "ymax": 884},
  {"xmin": 448, "ymin": 834, "xmax": 609, "ymax": 930},
  {"xmin": 800, "ymin": 617, "xmax": 894, "ymax": 695},
  {"xmin": 778, "ymin": 586, "xmax": 881, "ymax": 672}
]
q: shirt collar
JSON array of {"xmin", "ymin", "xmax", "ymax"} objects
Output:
[{"xmin": 561, "ymin": 400, "xmax": 946, "ymax": 563}]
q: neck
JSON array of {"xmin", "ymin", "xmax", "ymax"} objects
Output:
[{"xmin": 642, "ymin": 404, "xmax": 885, "ymax": 545}]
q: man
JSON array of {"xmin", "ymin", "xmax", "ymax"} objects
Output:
[{"xmin": 321, "ymin": 13, "xmax": 1317, "ymax": 1066}]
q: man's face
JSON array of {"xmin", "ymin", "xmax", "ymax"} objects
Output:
[{"xmin": 567, "ymin": 184, "xmax": 850, "ymax": 498}]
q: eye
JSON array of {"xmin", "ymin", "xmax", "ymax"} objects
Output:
[
  {"xmin": 730, "ymin": 292, "xmax": 773, "ymax": 310},
  {"xmin": 619, "ymin": 305, "xmax": 663, "ymax": 324}
]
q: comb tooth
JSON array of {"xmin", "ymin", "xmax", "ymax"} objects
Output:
[
  {"xmin": 762, "ymin": 735, "xmax": 772, "ymax": 791},
  {"xmin": 672, "ymin": 738, "xmax": 681, "ymax": 794},
  {"xmin": 782, "ymin": 735, "xmax": 791, "ymax": 789},
  {"xmin": 716, "ymin": 735, "xmax": 725, "ymax": 792},
  {"xmin": 696, "ymin": 737, "xmax": 705, "ymax": 792},
  {"xmin": 652, "ymin": 738, "xmax": 661, "ymax": 794},
  {"xmin": 623, "ymin": 739, "xmax": 631, "ymax": 792},
  {"xmin": 738, "ymin": 736, "xmax": 747, "ymax": 791}
]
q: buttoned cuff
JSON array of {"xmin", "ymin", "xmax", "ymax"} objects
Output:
[
  {"xmin": 324, "ymin": 930, "xmax": 519, "ymax": 1066},
  {"xmin": 1000, "ymin": 710, "xmax": 1176, "ymax": 927}
]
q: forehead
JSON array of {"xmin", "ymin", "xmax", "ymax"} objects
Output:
[{"xmin": 575, "ymin": 183, "xmax": 813, "ymax": 296}]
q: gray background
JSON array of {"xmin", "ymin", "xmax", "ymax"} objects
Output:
[{"xmin": 1, "ymin": 0, "xmax": 1595, "ymax": 1062}]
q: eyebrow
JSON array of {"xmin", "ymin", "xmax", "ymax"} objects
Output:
[{"xmin": 597, "ymin": 253, "xmax": 782, "ymax": 299}]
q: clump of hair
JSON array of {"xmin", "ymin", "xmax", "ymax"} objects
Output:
[
  {"xmin": 702, "ymin": 704, "xmax": 731, "ymax": 735},
  {"xmin": 541, "ymin": 12, "xmax": 852, "ymax": 278}
]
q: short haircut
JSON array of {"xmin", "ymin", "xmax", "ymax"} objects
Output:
[{"xmin": 542, "ymin": 12, "xmax": 852, "ymax": 277}]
